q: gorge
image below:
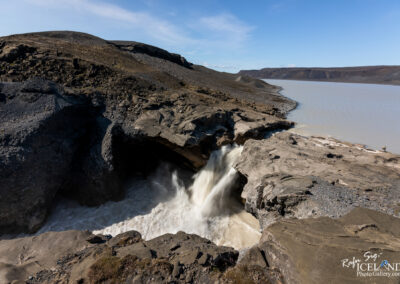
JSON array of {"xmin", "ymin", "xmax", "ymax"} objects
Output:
[
  {"xmin": 0, "ymin": 31, "xmax": 399, "ymax": 284},
  {"xmin": 38, "ymin": 145, "xmax": 261, "ymax": 250}
]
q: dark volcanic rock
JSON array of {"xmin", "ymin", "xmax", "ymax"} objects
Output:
[
  {"xmin": 0, "ymin": 31, "xmax": 296, "ymax": 234},
  {"xmin": 0, "ymin": 79, "xmax": 94, "ymax": 233},
  {"xmin": 0, "ymin": 43, "xmax": 36, "ymax": 63},
  {"xmin": 259, "ymin": 208, "xmax": 400, "ymax": 284},
  {"xmin": 59, "ymin": 118, "xmax": 124, "ymax": 207},
  {"xmin": 111, "ymin": 40, "xmax": 193, "ymax": 68},
  {"xmin": 235, "ymin": 132, "xmax": 400, "ymax": 228},
  {"xmin": 0, "ymin": 78, "xmax": 126, "ymax": 233}
]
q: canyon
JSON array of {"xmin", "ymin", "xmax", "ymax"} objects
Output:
[{"xmin": 0, "ymin": 31, "xmax": 399, "ymax": 284}]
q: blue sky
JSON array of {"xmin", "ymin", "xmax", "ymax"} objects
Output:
[{"xmin": 1, "ymin": 0, "xmax": 399, "ymax": 72}]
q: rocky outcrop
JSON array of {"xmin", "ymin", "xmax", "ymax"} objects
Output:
[
  {"xmin": 125, "ymin": 98, "xmax": 293, "ymax": 168},
  {"xmin": 0, "ymin": 31, "xmax": 295, "ymax": 115},
  {"xmin": 4, "ymin": 208, "xmax": 399, "ymax": 284},
  {"xmin": 259, "ymin": 208, "xmax": 400, "ymax": 284},
  {"xmin": 0, "ymin": 230, "xmax": 278, "ymax": 283},
  {"xmin": 0, "ymin": 31, "xmax": 296, "ymax": 234},
  {"xmin": 0, "ymin": 79, "xmax": 102, "ymax": 233},
  {"xmin": 0, "ymin": 76, "xmax": 291, "ymax": 233},
  {"xmin": 111, "ymin": 40, "xmax": 193, "ymax": 69},
  {"xmin": 235, "ymin": 132, "xmax": 400, "ymax": 228},
  {"xmin": 239, "ymin": 65, "xmax": 400, "ymax": 85}
]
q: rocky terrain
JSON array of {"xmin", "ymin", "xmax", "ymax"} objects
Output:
[
  {"xmin": 0, "ymin": 31, "xmax": 400, "ymax": 283},
  {"xmin": 0, "ymin": 230, "xmax": 281, "ymax": 283},
  {"xmin": 260, "ymin": 207, "xmax": 400, "ymax": 284},
  {"xmin": 0, "ymin": 31, "xmax": 295, "ymax": 234},
  {"xmin": 235, "ymin": 132, "xmax": 400, "ymax": 228},
  {"xmin": 239, "ymin": 66, "xmax": 400, "ymax": 85}
]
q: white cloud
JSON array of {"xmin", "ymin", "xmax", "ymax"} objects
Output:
[
  {"xmin": 287, "ymin": 64, "xmax": 296, "ymax": 67},
  {"xmin": 27, "ymin": 1, "xmax": 253, "ymax": 48},
  {"xmin": 199, "ymin": 13, "xmax": 253, "ymax": 46},
  {"xmin": 24, "ymin": 0, "xmax": 254, "ymax": 70},
  {"xmin": 26, "ymin": 0, "xmax": 193, "ymax": 45}
]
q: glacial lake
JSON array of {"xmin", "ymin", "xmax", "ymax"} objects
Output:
[{"xmin": 265, "ymin": 79, "xmax": 400, "ymax": 154}]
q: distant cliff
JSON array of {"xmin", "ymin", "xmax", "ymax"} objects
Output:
[{"xmin": 239, "ymin": 66, "xmax": 400, "ymax": 85}]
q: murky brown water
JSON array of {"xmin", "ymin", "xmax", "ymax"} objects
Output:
[{"xmin": 266, "ymin": 79, "xmax": 400, "ymax": 154}]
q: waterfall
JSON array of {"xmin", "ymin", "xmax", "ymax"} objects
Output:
[
  {"xmin": 190, "ymin": 145, "xmax": 242, "ymax": 217},
  {"xmin": 37, "ymin": 145, "xmax": 261, "ymax": 249}
]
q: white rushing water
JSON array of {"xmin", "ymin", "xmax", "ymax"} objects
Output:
[
  {"xmin": 265, "ymin": 79, "xmax": 400, "ymax": 154},
  {"xmin": 39, "ymin": 145, "xmax": 261, "ymax": 249}
]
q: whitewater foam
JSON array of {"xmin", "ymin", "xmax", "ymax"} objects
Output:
[{"xmin": 38, "ymin": 145, "xmax": 261, "ymax": 249}]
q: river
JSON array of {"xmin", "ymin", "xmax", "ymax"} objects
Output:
[
  {"xmin": 265, "ymin": 79, "xmax": 400, "ymax": 154},
  {"xmin": 34, "ymin": 79, "xmax": 400, "ymax": 249}
]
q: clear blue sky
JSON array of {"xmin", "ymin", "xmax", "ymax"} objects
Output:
[{"xmin": 1, "ymin": 0, "xmax": 399, "ymax": 72}]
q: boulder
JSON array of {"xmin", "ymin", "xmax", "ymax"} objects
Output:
[
  {"xmin": 145, "ymin": 231, "xmax": 238, "ymax": 271},
  {"xmin": 239, "ymin": 246, "xmax": 268, "ymax": 268},
  {"xmin": 259, "ymin": 208, "xmax": 400, "ymax": 284},
  {"xmin": 0, "ymin": 79, "xmax": 92, "ymax": 233},
  {"xmin": 107, "ymin": 230, "xmax": 142, "ymax": 247}
]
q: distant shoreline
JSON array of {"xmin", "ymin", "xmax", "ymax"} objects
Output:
[
  {"xmin": 240, "ymin": 66, "xmax": 400, "ymax": 86},
  {"xmin": 264, "ymin": 77, "xmax": 400, "ymax": 87}
]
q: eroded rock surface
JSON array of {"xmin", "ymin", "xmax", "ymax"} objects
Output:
[
  {"xmin": 0, "ymin": 230, "xmax": 279, "ymax": 284},
  {"xmin": 236, "ymin": 132, "xmax": 400, "ymax": 228},
  {"xmin": 0, "ymin": 230, "xmax": 92, "ymax": 283},
  {"xmin": 0, "ymin": 31, "xmax": 295, "ymax": 234},
  {"xmin": 0, "ymin": 79, "xmax": 101, "ymax": 233},
  {"xmin": 2, "ymin": 31, "xmax": 400, "ymax": 284},
  {"xmin": 259, "ymin": 208, "xmax": 400, "ymax": 284}
]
